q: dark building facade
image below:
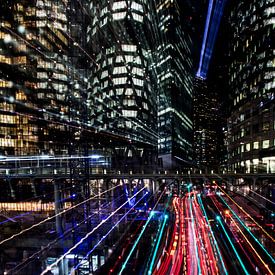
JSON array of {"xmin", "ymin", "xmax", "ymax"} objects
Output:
[
  {"xmin": 227, "ymin": 0, "xmax": 275, "ymax": 173},
  {"xmin": 156, "ymin": 0, "xmax": 193, "ymax": 170}
]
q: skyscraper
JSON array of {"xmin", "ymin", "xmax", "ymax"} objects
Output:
[
  {"xmin": 87, "ymin": 0, "xmax": 159, "ymax": 170},
  {"xmin": 227, "ymin": 0, "xmax": 275, "ymax": 173},
  {"xmin": 0, "ymin": 0, "xmax": 82, "ymax": 156},
  {"xmin": 156, "ymin": 0, "xmax": 193, "ymax": 170},
  {"xmin": 193, "ymin": 77, "xmax": 218, "ymax": 171}
]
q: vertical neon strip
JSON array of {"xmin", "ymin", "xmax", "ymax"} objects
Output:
[
  {"xmin": 197, "ymin": 0, "xmax": 214, "ymax": 77},
  {"xmin": 202, "ymin": 0, "xmax": 227, "ymax": 75}
]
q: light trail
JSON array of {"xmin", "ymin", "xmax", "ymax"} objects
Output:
[
  {"xmin": 6, "ymin": 196, "xmax": 124, "ymax": 275},
  {"xmin": 71, "ymin": 192, "xmax": 148, "ymax": 273},
  {"xmin": 41, "ymin": 187, "xmax": 147, "ymax": 275},
  {"xmin": 171, "ymin": 197, "xmax": 185, "ymax": 275},
  {"xmin": 192, "ymin": 196, "xmax": 219, "ymax": 274},
  {"xmin": 215, "ymin": 183, "xmax": 275, "ymax": 243},
  {"xmin": 218, "ymin": 194, "xmax": 275, "ymax": 264},
  {"xmin": 117, "ymin": 189, "xmax": 168, "ymax": 275},
  {"xmin": 197, "ymin": 195, "xmax": 228, "ymax": 275},
  {"xmin": 108, "ymin": 187, "xmax": 167, "ymax": 274},
  {"xmin": 118, "ymin": 210, "xmax": 154, "ymax": 275},
  {"xmin": 188, "ymin": 190, "xmax": 201, "ymax": 274},
  {"xmin": 249, "ymin": 189, "xmax": 275, "ymax": 205},
  {"xmin": 155, "ymin": 197, "xmax": 181, "ymax": 275},
  {"xmin": 146, "ymin": 193, "xmax": 171, "ymax": 274},
  {"xmin": 0, "ymin": 212, "xmax": 31, "ymax": 225},
  {"xmin": 109, "ymin": 220, "xmax": 144, "ymax": 274},
  {"xmin": 216, "ymin": 216, "xmax": 250, "ymax": 274},
  {"xmin": 148, "ymin": 215, "xmax": 168, "ymax": 275},
  {"xmin": 0, "ymin": 185, "xmax": 119, "ymax": 245},
  {"xmin": 229, "ymin": 216, "xmax": 274, "ymax": 274}
]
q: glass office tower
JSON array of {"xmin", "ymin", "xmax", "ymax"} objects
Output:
[
  {"xmin": 0, "ymin": 0, "xmax": 83, "ymax": 156},
  {"xmin": 87, "ymin": 0, "xmax": 159, "ymax": 170},
  {"xmin": 227, "ymin": 0, "xmax": 275, "ymax": 173},
  {"xmin": 156, "ymin": 0, "xmax": 193, "ymax": 170},
  {"xmin": 193, "ymin": 77, "xmax": 218, "ymax": 171},
  {"xmin": 87, "ymin": 0, "xmax": 158, "ymax": 145}
]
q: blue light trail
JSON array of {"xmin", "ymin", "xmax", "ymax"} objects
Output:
[
  {"xmin": 41, "ymin": 186, "xmax": 147, "ymax": 275},
  {"xmin": 71, "ymin": 193, "xmax": 148, "ymax": 273}
]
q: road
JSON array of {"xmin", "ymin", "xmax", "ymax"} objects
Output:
[{"xmin": 106, "ymin": 185, "xmax": 275, "ymax": 275}]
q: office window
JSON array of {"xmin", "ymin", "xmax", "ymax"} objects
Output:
[
  {"xmin": 262, "ymin": 140, "xmax": 270, "ymax": 149},
  {"xmin": 253, "ymin": 141, "xmax": 259, "ymax": 149}
]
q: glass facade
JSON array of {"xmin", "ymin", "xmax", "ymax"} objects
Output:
[
  {"xmin": 227, "ymin": 0, "xmax": 275, "ymax": 173},
  {"xmin": 156, "ymin": 0, "xmax": 193, "ymax": 169},
  {"xmin": 0, "ymin": 0, "xmax": 84, "ymax": 156},
  {"xmin": 0, "ymin": 0, "xmax": 194, "ymax": 171},
  {"xmin": 87, "ymin": 0, "xmax": 158, "ymax": 146}
]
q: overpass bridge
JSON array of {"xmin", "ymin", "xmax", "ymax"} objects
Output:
[{"xmin": 0, "ymin": 155, "xmax": 274, "ymax": 212}]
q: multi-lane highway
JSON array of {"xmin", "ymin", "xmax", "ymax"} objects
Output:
[
  {"xmin": 102, "ymin": 183, "xmax": 274, "ymax": 275},
  {"xmin": 1, "ymin": 180, "xmax": 274, "ymax": 274}
]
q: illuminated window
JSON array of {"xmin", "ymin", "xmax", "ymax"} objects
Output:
[
  {"xmin": 100, "ymin": 17, "xmax": 108, "ymax": 27},
  {"xmin": 113, "ymin": 77, "xmax": 127, "ymax": 85},
  {"xmin": 0, "ymin": 80, "xmax": 12, "ymax": 88},
  {"xmin": 133, "ymin": 78, "xmax": 143, "ymax": 86},
  {"xmin": 101, "ymin": 70, "xmax": 108, "ymax": 79},
  {"xmin": 134, "ymin": 56, "xmax": 141, "ymax": 64},
  {"xmin": 122, "ymin": 44, "xmax": 137, "ymax": 52},
  {"xmin": 241, "ymin": 144, "xmax": 244, "ymax": 153},
  {"xmin": 122, "ymin": 110, "xmax": 137, "ymax": 117},
  {"xmin": 125, "ymin": 88, "xmax": 133, "ymax": 95},
  {"xmin": 116, "ymin": 88, "xmax": 123, "ymax": 95},
  {"xmin": 125, "ymin": 55, "xmax": 133, "ymax": 63},
  {"xmin": 253, "ymin": 141, "xmax": 259, "ymax": 149},
  {"xmin": 16, "ymin": 91, "xmax": 27, "ymax": 101},
  {"xmin": 116, "ymin": 56, "xmax": 123, "ymax": 63},
  {"xmin": 262, "ymin": 140, "xmax": 270, "ymax": 149},
  {"xmin": 142, "ymin": 102, "xmax": 148, "ymax": 110},
  {"xmin": 113, "ymin": 12, "xmax": 126, "ymax": 20},
  {"xmin": 113, "ymin": 66, "xmax": 127, "ymax": 74},
  {"xmin": 132, "ymin": 13, "xmax": 143, "ymax": 22},
  {"xmin": 123, "ymin": 99, "xmax": 135, "ymax": 106},
  {"xmin": 131, "ymin": 2, "xmax": 143, "ymax": 12},
  {"xmin": 112, "ymin": 1, "xmax": 126, "ymax": 10},
  {"xmin": 132, "ymin": 67, "xmax": 143, "ymax": 76},
  {"xmin": 37, "ymin": 72, "xmax": 48, "ymax": 79},
  {"xmin": 0, "ymin": 55, "xmax": 11, "ymax": 64}
]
